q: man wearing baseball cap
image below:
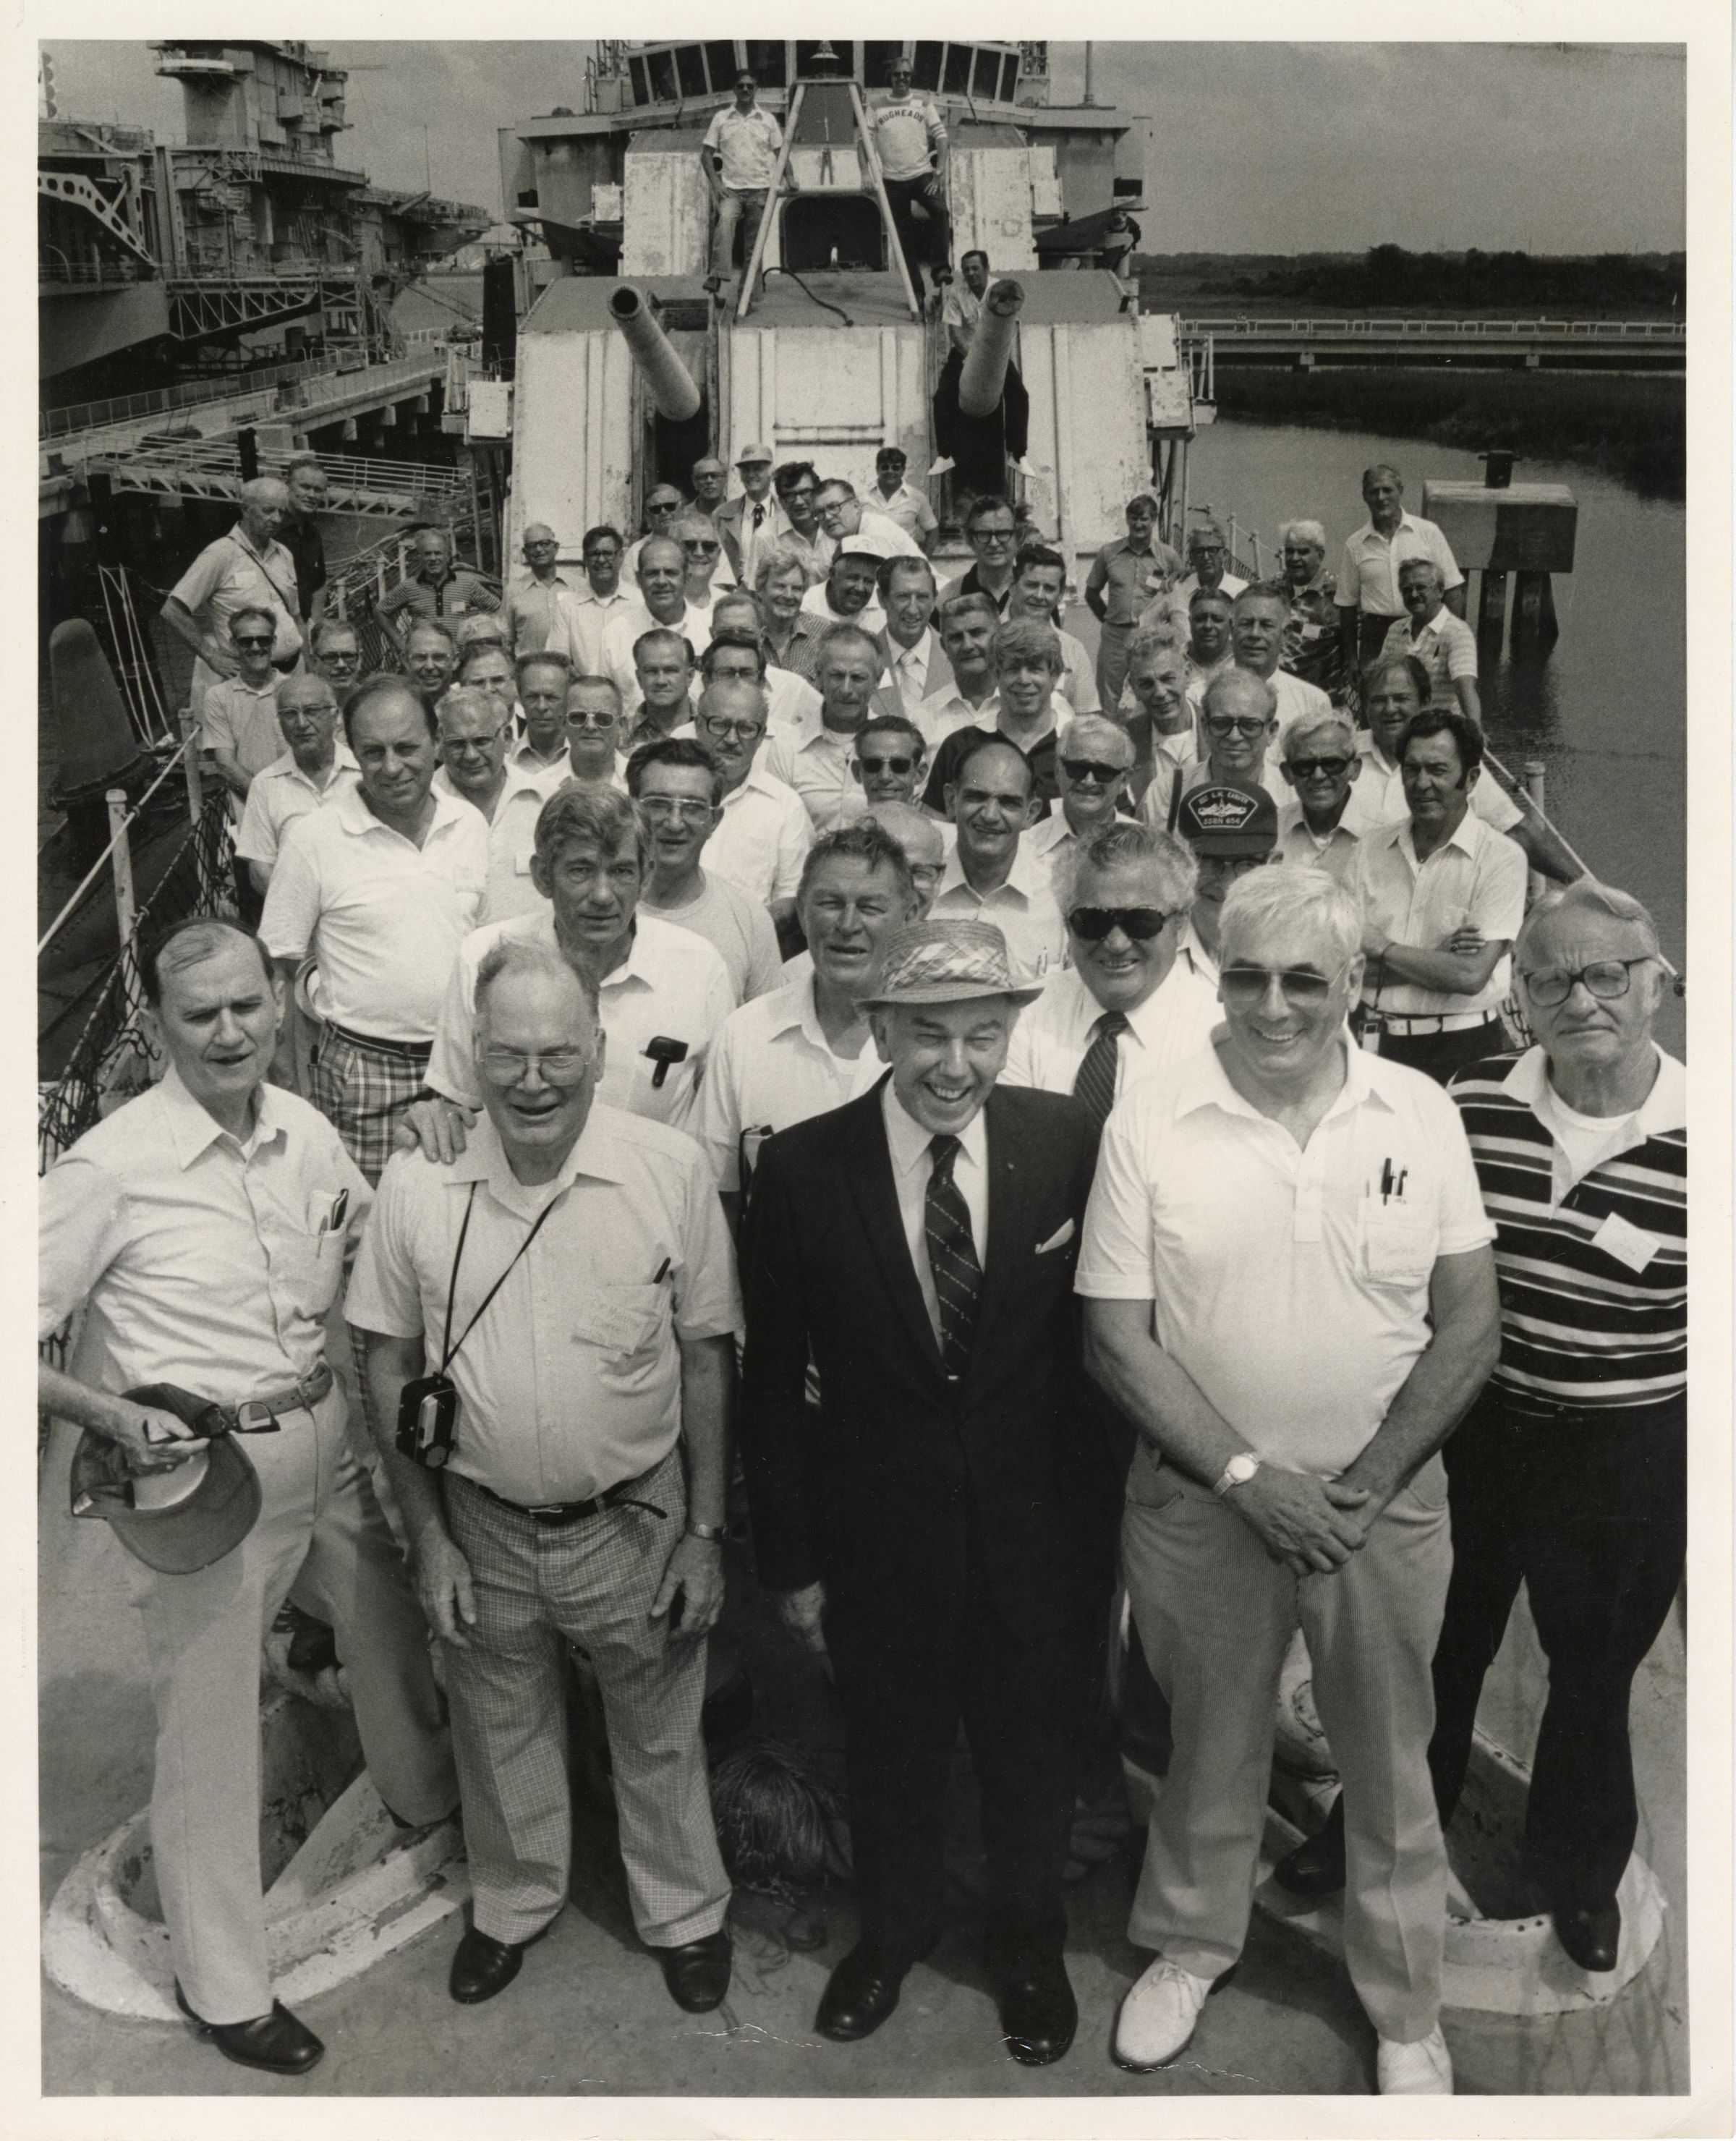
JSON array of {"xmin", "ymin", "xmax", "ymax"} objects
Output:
[
  {"xmin": 740, "ymin": 918, "xmax": 1118, "ymax": 2066},
  {"xmin": 38, "ymin": 917, "xmax": 456, "ymax": 2077},
  {"xmin": 1173, "ymin": 780, "xmax": 1278, "ymax": 983},
  {"xmin": 800, "ymin": 530, "xmax": 890, "ymax": 638},
  {"xmin": 867, "ymin": 444, "xmax": 939, "ymax": 555},
  {"xmin": 715, "ymin": 444, "xmax": 787, "ymax": 589}
]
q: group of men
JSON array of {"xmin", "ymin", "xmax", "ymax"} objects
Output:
[{"xmin": 45, "ymin": 443, "xmax": 1683, "ymax": 2097}]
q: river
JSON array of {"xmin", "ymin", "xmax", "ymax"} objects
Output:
[{"xmin": 1186, "ymin": 416, "xmax": 1687, "ymax": 1055}]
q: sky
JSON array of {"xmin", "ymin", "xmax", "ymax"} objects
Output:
[{"xmin": 43, "ymin": 38, "xmax": 1685, "ymax": 255}]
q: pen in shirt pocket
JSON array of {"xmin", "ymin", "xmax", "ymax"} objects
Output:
[
  {"xmin": 652, "ymin": 1257, "xmax": 671, "ymax": 1284},
  {"xmin": 316, "ymin": 1188, "xmax": 349, "ymax": 1236}
]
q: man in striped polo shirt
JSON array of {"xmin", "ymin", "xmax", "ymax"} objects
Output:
[{"xmin": 1275, "ymin": 880, "xmax": 1685, "ymax": 1981}]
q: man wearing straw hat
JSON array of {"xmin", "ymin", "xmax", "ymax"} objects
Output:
[{"xmin": 739, "ymin": 918, "xmax": 1118, "ymax": 2067}]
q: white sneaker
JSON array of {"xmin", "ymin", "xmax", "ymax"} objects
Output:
[
  {"xmin": 927, "ymin": 455, "xmax": 956, "ymax": 477},
  {"xmin": 1377, "ymin": 2025, "xmax": 1454, "ymax": 2094},
  {"xmin": 1112, "ymin": 1957, "xmax": 1213, "ymax": 2072}
]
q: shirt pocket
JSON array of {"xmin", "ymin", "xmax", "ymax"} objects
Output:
[
  {"xmin": 1357, "ymin": 1198, "xmax": 1439, "ymax": 1290},
  {"xmin": 572, "ymin": 1283, "xmax": 671, "ymax": 1389},
  {"xmin": 269, "ymin": 1220, "xmax": 344, "ymax": 1324}
]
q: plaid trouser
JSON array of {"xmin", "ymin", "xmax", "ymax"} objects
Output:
[
  {"xmin": 441, "ymin": 1447, "xmax": 732, "ymax": 1948},
  {"xmin": 309, "ymin": 1025, "xmax": 430, "ymax": 1188}
]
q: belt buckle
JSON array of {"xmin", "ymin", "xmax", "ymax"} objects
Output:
[
  {"xmin": 524, "ymin": 1502, "xmax": 568, "ymax": 1520},
  {"xmin": 234, "ymin": 1399, "xmax": 279, "ymax": 1433}
]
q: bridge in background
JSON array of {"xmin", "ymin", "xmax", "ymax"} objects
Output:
[{"xmin": 1182, "ymin": 315, "xmax": 1685, "ymax": 374}]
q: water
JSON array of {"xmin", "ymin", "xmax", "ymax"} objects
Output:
[{"xmin": 1188, "ymin": 416, "xmax": 1687, "ymax": 1055}]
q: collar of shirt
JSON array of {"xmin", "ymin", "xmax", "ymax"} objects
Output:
[
  {"xmin": 227, "ymin": 524, "xmax": 292, "ymax": 573},
  {"xmin": 937, "ymin": 838, "xmax": 1047, "ymax": 906},
  {"xmin": 336, "ymin": 782, "xmax": 472, "ymax": 845},
  {"xmin": 1351, "ymin": 511, "xmax": 1426, "ymax": 552},
  {"xmin": 1178, "ymin": 919, "xmax": 1219, "ymax": 982},
  {"xmin": 889, "ymin": 628, "xmax": 932, "ymax": 672},
  {"xmin": 263, "ymin": 741, "xmax": 359, "ymax": 788},
  {"xmin": 509, "ymin": 738, "xmax": 567, "ymax": 775},
  {"xmin": 573, "ymin": 584, "xmax": 631, "ymax": 610},
  {"xmin": 722, "ymin": 759, "xmax": 790, "ymax": 808},
  {"xmin": 1507, "ymin": 1041, "xmax": 1686, "ymax": 1148},
  {"xmin": 155, "ymin": 1062, "xmax": 291, "ymax": 1169},
  {"xmin": 1391, "ymin": 808, "xmax": 1480, "ymax": 872},
  {"xmin": 926, "ymin": 682, "xmax": 999, "ymax": 723},
  {"xmin": 882, "ymin": 1078, "xmax": 987, "ymax": 1187},
  {"xmin": 446, "ymin": 1105, "xmax": 631, "ymax": 1225},
  {"xmin": 786, "ymin": 701, "xmax": 860, "ymax": 753},
  {"xmin": 1173, "ymin": 1029, "xmax": 1389, "ymax": 1131},
  {"xmin": 762, "ymin": 971, "xmax": 848, "ymax": 1056}
]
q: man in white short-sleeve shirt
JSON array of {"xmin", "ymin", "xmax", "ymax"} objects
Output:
[
  {"xmin": 234, "ymin": 675, "xmax": 358, "ymax": 894},
  {"xmin": 1337, "ymin": 463, "xmax": 1463, "ymax": 668},
  {"xmin": 1379, "ymin": 558, "xmax": 1481, "ymax": 725},
  {"xmin": 701, "ymin": 69, "xmax": 783, "ymax": 296},
  {"xmin": 1076, "ymin": 866, "xmax": 1499, "ymax": 2095},
  {"xmin": 349, "ymin": 940, "xmax": 738, "ymax": 2014},
  {"xmin": 689, "ymin": 677, "xmax": 812, "ymax": 931}
]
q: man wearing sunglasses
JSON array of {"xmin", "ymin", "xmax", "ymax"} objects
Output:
[
  {"xmin": 200, "ymin": 604, "xmax": 289, "ymax": 809},
  {"xmin": 770, "ymin": 463, "xmax": 831, "ymax": 580},
  {"xmin": 628, "ymin": 736, "xmax": 783, "ymax": 1006},
  {"xmin": 851, "ymin": 714, "xmax": 929, "ymax": 810},
  {"xmin": 621, "ymin": 485, "xmax": 689, "ymax": 591},
  {"xmin": 673, "ymin": 511, "xmax": 737, "ymax": 608},
  {"xmin": 1025, "ymin": 715, "xmax": 1136, "ymax": 887},
  {"xmin": 1079, "ymin": 866, "xmax": 1499, "ymax": 2095},
  {"xmin": 1157, "ymin": 670, "xmax": 1286, "ymax": 838},
  {"xmin": 1275, "ymin": 712, "xmax": 1366, "ymax": 890},
  {"xmin": 478, "ymin": 677, "xmax": 630, "ymax": 927},
  {"xmin": 1354, "ymin": 707, "xmax": 1528, "ymax": 1084}
]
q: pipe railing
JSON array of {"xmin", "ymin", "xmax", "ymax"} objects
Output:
[
  {"xmin": 1182, "ymin": 315, "xmax": 1686, "ymax": 342},
  {"xmin": 38, "ymin": 739, "xmax": 203, "ymax": 961}
]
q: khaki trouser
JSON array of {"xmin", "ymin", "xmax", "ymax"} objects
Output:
[
  {"xmin": 130, "ymin": 1383, "xmax": 456, "ymax": 2024},
  {"xmin": 1123, "ymin": 1455, "xmax": 1452, "ymax": 2043}
]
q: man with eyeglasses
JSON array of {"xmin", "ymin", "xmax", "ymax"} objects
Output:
[
  {"xmin": 940, "ymin": 498, "xmax": 1022, "ymax": 620},
  {"xmin": 862, "ymin": 52, "xmax": 952, "ymax": 305},
  {"xmin": 310, "ymin": 618, "xmax": 362, "ymax": 694},
  {"xmin": 235, "ymin": 675, "xmax": 359, "ymax": 900},
  {"xmin": 1167, "ymin": 521, "xmax": 1247, "ymax": 617},
  {"xmin": 1173, "ymin": 782, "xmax": 1278, "ymax": 984},
  {"xmin": 1011, "ymin": 545, "xmax": 1101, "ymax": 714},
  {"xmin": 1162, "ymin": 669, "xmax": 1287, "ymax": 831},
  {"xmin": 1078, "ymin": 865, "xmax": 1499, "ymax": 2095},
  {"xmin": 375, "ymin": 527, "xmax": 498, "ymax": 663},
  {"xmin": 1003, "ymin": 819, "xmax": 1216, "ymax": 1109},
  {"xmin": 770, "ymin": 464, "xmax": 830, "ymax": 580},
  {"xmin": 867, "ymin": 445, "xmax": 939, "ymax": 556},
  {"xmin": 922, "ymin": 619, "xmax": 1071, "ymax": 821},
  {"xmin": 503, "ymin": 522, "xmax": 579, "ymax": 659},
  {"xmin": 1086, "ymin": 494, "xmax": 1184, "ymax": 712},
  {"xmin": 701, "ymin": 613, "xmax": 822, "ymax": 736},
  {"xmin": 1354, "ymin": 707, "xmax": 1528, "ymax": 1085},
  {"xmin": 1025, "ymin": 715, "xmax": 1135, "ymax": 889},
  {"xmin": 404, "ymin": 619, "xmax": 460, "ymax": 702},
  {"xmin": 545, "ymin": 525, "xmax": 634, "ymax": 678},
  {"xmin": 1276, "ymin": 879, "xmax": 1685, "ymax": 1988},
  {"xmin": 477, "ymin": 678, "xmax": 624, "ymax": 927},
  {"xmin": 930, "ymin": 735, "xmax": 1065, "ymax": 981},
  {"xmin": 350, "ymin": 936, "xmax": 739, "ymax": 2017},
  {"xmin": 814, "ymin": 478, "xmax": 924, "ymax": 567},
  {"xmin": 1275, "ymin": 712, "xmax": 1366, "ymax": 890},
  {"xmin": 692, "ymin": 677, "xmax": 812, "ymax": 933},
  {"xmin": 875, "ymin": 557, "xmax": 950, "ymax": 712},
  {"xmin": 801, "ymin": 532, "xmax": 890, "ymax": 639},
  {"xmin": 200, "ymin": 605, "xmax": 289, "ymax": 808},
  {"xmin": 701, "ymin": 68, "xmax": 783, "ymax": 300},
  {"xmin": 629, "ymin": 736, "xmax": 783, "ymax": 1005},
  {"xmin": 851, "ymin": 714, "xmax": 929, "ymax": 811}
]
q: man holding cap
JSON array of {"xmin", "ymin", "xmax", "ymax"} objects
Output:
[
  {"xmin": 716, "ymin": 444, "xmax": 787, "ymax": 589},
  {"xmin": 38, "ymin": 918, "xmax": 456, "ymax": 2077},
  {"xmin": 867, "ymin": 446, "xmax": 939, "ymax": 554},
  {"xmin": 1173, "ymin": 780, "xmax": 1279, "ymax": 983},
  {"xmin": 740, "ymin": 918, "xmax": 1117, "ymax": 2064}
]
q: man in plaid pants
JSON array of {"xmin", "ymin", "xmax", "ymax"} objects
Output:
[{"xmin": 349, "ymin": 936, "xmax": 739, "ymax": 2013}]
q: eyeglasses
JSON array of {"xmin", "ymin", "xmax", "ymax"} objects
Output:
[
  {"xmin": 1204, "ymin": 715, "xmax": 1272, "ymax": 740},
  {"xmin": 856, "ymin": 754, "xmax": 916, "ymax": 775},
  {"xmin": 638, "ymin": 796, "xmax": 715, "ymax": 823},
  {"xmin": 566, "ymin": 710, "xmax": 618, "ymax": 730},
  {"xmin": 320, "ymin": 649, "xmax": 360, "ymax": 668},
  {"xmin": 234, "ymin": 634, "xmax": 275, "ymax": 650},
  {"xmin": 974, "ymin": 526, "xmax": 1017, "ymax": 545},
  {"xmin": 1219, "ymin": 961, "xmax": 1348, "ymax": 1005},
  {"xmin": 701, "ymin": 718, "xmax": 765, "ymax": 740},
  {"xmin": 1060, "ymin": 757, "xmax": 1130, "ymax": 786},
  {"xmin": 1521, "ymin": 958, "xmax": 1654, "ymax": 1009},
  {"xmin": 478, "ymin": 1046, "xmax": 590, "ymax": 1086},
  {"xmin": 1286, "ymin": 755, "xmax": 1353, "ymax": 779},
  {"xmin": 1068, "ymin": 906, "xmax": 1180, "ymax": 942}
]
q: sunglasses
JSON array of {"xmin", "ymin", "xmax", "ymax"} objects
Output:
[
  {"xmin": 1205, "ymin": 715, "xmax": 1272, "ymax": 740},
  {"xmin": 1060, "ymin": 757, "xmax": 1129, "ymax": 786},
  {"xmin": 682, "ymin": 540, "xmax": 721, "ymax": 556},
  {"xmin": 1521, "ymin": 957, "xmax": 1654, "ymax": 1009},
  {"xmin": 234, "ymin": 635, "xmax": 275, "ymax": 650},
  {"xmin": 1068, "ymin": 906, "xmax": 1178, "ymax": 942},
  {"xmin": 856, "ymin": 754, "xmax": 916, "ymax": 775},
  {"xmin": 1220, "ymin": 962, "xmax": 1346, "ymax": 1005},
  {"xmin": 1286, "ymin": 755, "xmax": 1353, "ymax": 779},
  {"xmin": 566, "ymin": 710, "xmax": 618, "ymax": 730}
]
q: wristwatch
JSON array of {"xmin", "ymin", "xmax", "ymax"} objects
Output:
[
  {"xmin": 1212, "ymin": 1454, "xmax": 1261, "ymax": 1498},
  {"xmin": 685, "ymin": 1519, "xmax": 727, "ymax": 1543}
]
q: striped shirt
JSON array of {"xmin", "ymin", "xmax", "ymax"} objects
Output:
[{"xmin": 1448, "ymin": 1044, "xmax": 1686, "ymax": 1414}]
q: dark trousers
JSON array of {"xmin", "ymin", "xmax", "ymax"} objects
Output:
[
  {"xmin": 882, "ymin": 174, "xmax": 950, "ymax": 291},
  {"xmin": 1427, "ymin": 1384, "xmax": 1686, "ymax": 1911},
  {"xmin": 825, "ymin": 1539, "xmax": 1089, "ymax": 1967},
  {"xmin": 1360, "ymin": 1013, "xmax": 1503, "ymax": 1087},
  {"xmin": 932, "ymin": 348, "xmax": 1031, "ymax": 498}
]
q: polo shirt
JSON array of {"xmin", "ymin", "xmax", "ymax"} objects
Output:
[
  {"xmin": 697, "ymin": 973, "xmax": 886, "ymax": 1193},
  {"xmin": 921, "ymin": 710, "xmax": 1068, "ymax": 817},
  {"xmin": 702, "ymin": 103, "xmax": 783, "ymax": 192},
  {"xmin": 1339, "ymin": 511, "xmax": 1463, "ymax": 618},
  {"xmin": 260, "ymin": 786, "xmax": 488, "ymax": 1044},
  {"xmin": 1356, "ymin": 809, "xmax": 1528, "ymax": 1018},
  {"xmin": 763, "ymin": 710, "xmax": 869, "ymax": 833},
  {"xmin": 346, "ymin": 1106, "xmax": 741, "ymax": 1507},
  {"xmin": 601, "ymin": 600, "xmax": 712, "ymax": 707},
  {"xmin": 930, "ymin": 842, "xmax": 1066, "ymax": 981},
  {"xmin": 1350, "ymin": 738, "xmax": 1523, "ymax": 835},
  {"xmin": 705, "ymin": 763, "xmax": 813, "ymax": 904},
  {"xmin": 1448, "ymin": 1044, "xmax": 1686, "ymax": 1414},
  {"xmin": 433, "ymin": 760, "xmax": 554, "ymax": 833},
  {"xmin": 41, "ymin": 1065, "xmax": 372, "ymax": 1397},
  {"xmin": 200, "ymin": 673, "xmax": 286, "ymax": 787},
  {"xmin": 504, "ymin": 570, "xmax": 582, "ymax": 657},
  {"xmin": 169, "ymin": 526, "xmax": 304, "ymax": 708},
  {"xmin": 799, "ymin": 583, "xmax": 888, "ymax": 640},
  {"xmin": 1379, "ymin": 608, "xmax": 1480, "ymax": 709},
  {"xmin": 426, "ymin": 909, "xmax": 733, "ymax": 1133},
  {"xmin": 641, "ymin": 872, "xmax": 785, "ymax": 1006},
  {"xmin": 234, "ymin": 744, "xmax": 361, "ymax": 870},
  {"xmin": 866, "ymin": 480, "xmax": 938, "ymax": 545},
  {"xmin": 867, "ymin": 93, "xmax": 946, "ymax": 183},
  {"xmin": 884, "ymin": 1081, "xmax": 989, "ymax": 1353},
  {"xmin": 1086, "ymin": 535, "xmax": 1186, "ymax": 628},
  {"xmin": 1274, "ymin": 800, "xmax": 1366, "ymax": 891},
  {"xmin": 377, "ymin": 568, "xmax": 499, "ymax": 631},
  {"xmin": 544, "ymin": 586, "xmax": 634, "ymax": 676},
  {"xmin": 1001, "ymin": 958, "xmax": 1222, "ymax": 1099},
  {"xmin": 1077, "ymin": 1036, "xmax": 1495, "ymax": 1476}
]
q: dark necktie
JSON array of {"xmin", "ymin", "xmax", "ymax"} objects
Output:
[
  {"xmin": 1072, "ymin": 1010, "xmax": 1130, "ymax": 1132},
  {"xmin": 752, "ymin": 504, "xmax": 765, "ymax": 529},
  {"xmin": 924, "ymin": 1134, "xmax": 982, "ymax": 1379}
]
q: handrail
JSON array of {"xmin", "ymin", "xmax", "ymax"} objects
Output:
[
  {"xmin": 38, "ymin": 742, "xmax": 195, "ymax": 959},
  {"xmin": 41, "ymin": 344, "xmax": 451, "ymax": 444},
  {"xmin": 1181, "ymin": 315, "xmax": 1685, "ymax": 341}
]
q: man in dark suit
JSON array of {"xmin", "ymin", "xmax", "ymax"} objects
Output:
[{"xmin": 739, "ymin": 919, "xmax": 1116, "ymax": 2066}]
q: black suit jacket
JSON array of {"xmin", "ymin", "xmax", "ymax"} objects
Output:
[{"xmin": 739, "ymin": 1076, "xmax": 1113, "ymax": 1646}]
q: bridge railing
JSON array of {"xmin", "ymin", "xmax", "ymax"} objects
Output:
[{"xmin": 1183, "ymin": 315, "xmax": 1686, "ymax": 341}]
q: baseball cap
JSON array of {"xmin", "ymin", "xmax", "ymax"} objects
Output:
[
  {"xmin": 70, "ymin": 1384, "xmax": 262, "ymax": 1574},
  {"xmin": 734, "ymin": 442, "xmax": 773, "ymax": 467},
  {"xmin": 1175, "ymin": 783, "xmax": 1278, "ymax": 857},
  {"xmin": 838, "ymin": 531, "xmax": 890, "ymax": 563}
]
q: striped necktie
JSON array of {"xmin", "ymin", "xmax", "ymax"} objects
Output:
[
  {"xmin": 1072, "ymin": 1010, "xmax": 1130, "ymax": 1132},
  {"xmin": 924, "ymin": 1133, "xmax": 982, "ymax": 1379}
]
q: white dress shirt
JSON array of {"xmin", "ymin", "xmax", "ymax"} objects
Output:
[
  {"xmin": 762, "ymin": 708, "xmax": 869, "ymax": 833},
  {"xmin": 260, "ymin": 786, "xmax": 489, "ymax": 1044},
  {"xmin": 1355, "ymin": 809, "xmax": 1529, "ymax": 1018},
  {"xmin": 697, "ymin": 974, "xmax": 886, "ymax": 1192},
  {"xmin": 915, "ymin": 681, "xmax": 1002, "ymax": 754},
  {"xmin": 705, "ymin": 762, "xmax": 814, "ymax": 906},
  {"xmin": 930, "ymin": 841, "xmax": 1067, "ymax": 981},
  {"xmin": 1000, "ymin": 958, "xmax": 1222, "ymax": 1099},
  {"xmin": 472, "ymin": 760, "xmax": 580, "ymax": 924},
  {"xmin": 1274, "ymin": 800, "xmax": 1367, "ymax": 891},
  {"xmin": 234, "ymin": 744, "xmax": 360, "ymax": 871},
  {"xmin": 543, "ymin": 586, "xmax": 635, "ymax": 676},
  {"xmin": 881, "ymin": 1080, "xmax": 990, "ymax": 1350},
  {"xmin": 1339, "ymin": 511, "xmax": 1464, "ymax": 617}
]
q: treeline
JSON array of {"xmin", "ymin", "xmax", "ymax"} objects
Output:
[{"xmin": 1138, "ymin": 247, "xmax": 1685, "ymax": 315}]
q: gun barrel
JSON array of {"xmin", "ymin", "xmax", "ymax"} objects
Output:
[
  {"xmin": 608, "ymin": 286, "xmax": 702, "ymax": 424},
  {"xmin": 958, "ymin": 279, "xmax": 1026, "ymax": 420}
]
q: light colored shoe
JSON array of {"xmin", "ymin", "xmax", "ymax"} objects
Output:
[
  {"xmin": 1111, "ymin": 1957, "xmax": 1213, "ymax": 2072},
  {"xmin": 927, "ymin": 455, "xmax": 956, "ymax": 477},
  {"xmin": 1377, "ymin": 2025, "xmax": 1454, "ymax": 2094}
]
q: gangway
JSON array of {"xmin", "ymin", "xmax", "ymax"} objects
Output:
[{"xmin": 80, "ymin": 437, "xmax": 470, "ymax": 520}]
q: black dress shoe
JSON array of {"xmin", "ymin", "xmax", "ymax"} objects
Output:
[
  {"xmin": 448, "ymin": 1921, "xmax": 550, "ymax": 2004},
  {"xmin": 1272, "ymin": 1795, "xmax": 1346, "ymax": 1898},
  {"xmin": 652, "ymin": 1928, "xmax": 733, "ymax": 2012},
  {"xmin": 1553, "ymin": 1898, "xmax": 1622, "ymax": 1972},
  {"xmin": 994, "ymin": 1955, "xmax": 1078, "ymax": 2066},
  {"xmin": 174, "ymin": 1982, "xmax": 323, "ymax": 2075},
  {"xmin": 815, "ymin": 1942, "xmax": 912, "ymax": 2043}
]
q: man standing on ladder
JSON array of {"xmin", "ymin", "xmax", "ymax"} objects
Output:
[{"xmin": 861, "ymin": 53, "xmax": 953, "ymax": 307}]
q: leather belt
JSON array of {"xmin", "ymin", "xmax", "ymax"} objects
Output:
[
  {"xmin": 200, "ymin": 1358, "xmax": 334, "ymax": 1436},
  {"xmin": 1366, "ymin": 1010, "xmax": 1499, "ymax": 1037},
  {"xmin": 464, "ymin": 1473, "xmax": 668, "ymax": 1528},
  {"xmin": 324, "ymin": 1023, "xmax": 433, "ymax": 1062}
]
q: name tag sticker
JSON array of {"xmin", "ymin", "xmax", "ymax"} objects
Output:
[{"xmin": 1591, "ymin": 1211, "xmax": 1659, "ymax": 1273}]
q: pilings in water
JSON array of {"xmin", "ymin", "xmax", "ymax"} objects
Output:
[{"xmin": 1423, "ymin": 454, "xmax": 1575, "ymax": 654}]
